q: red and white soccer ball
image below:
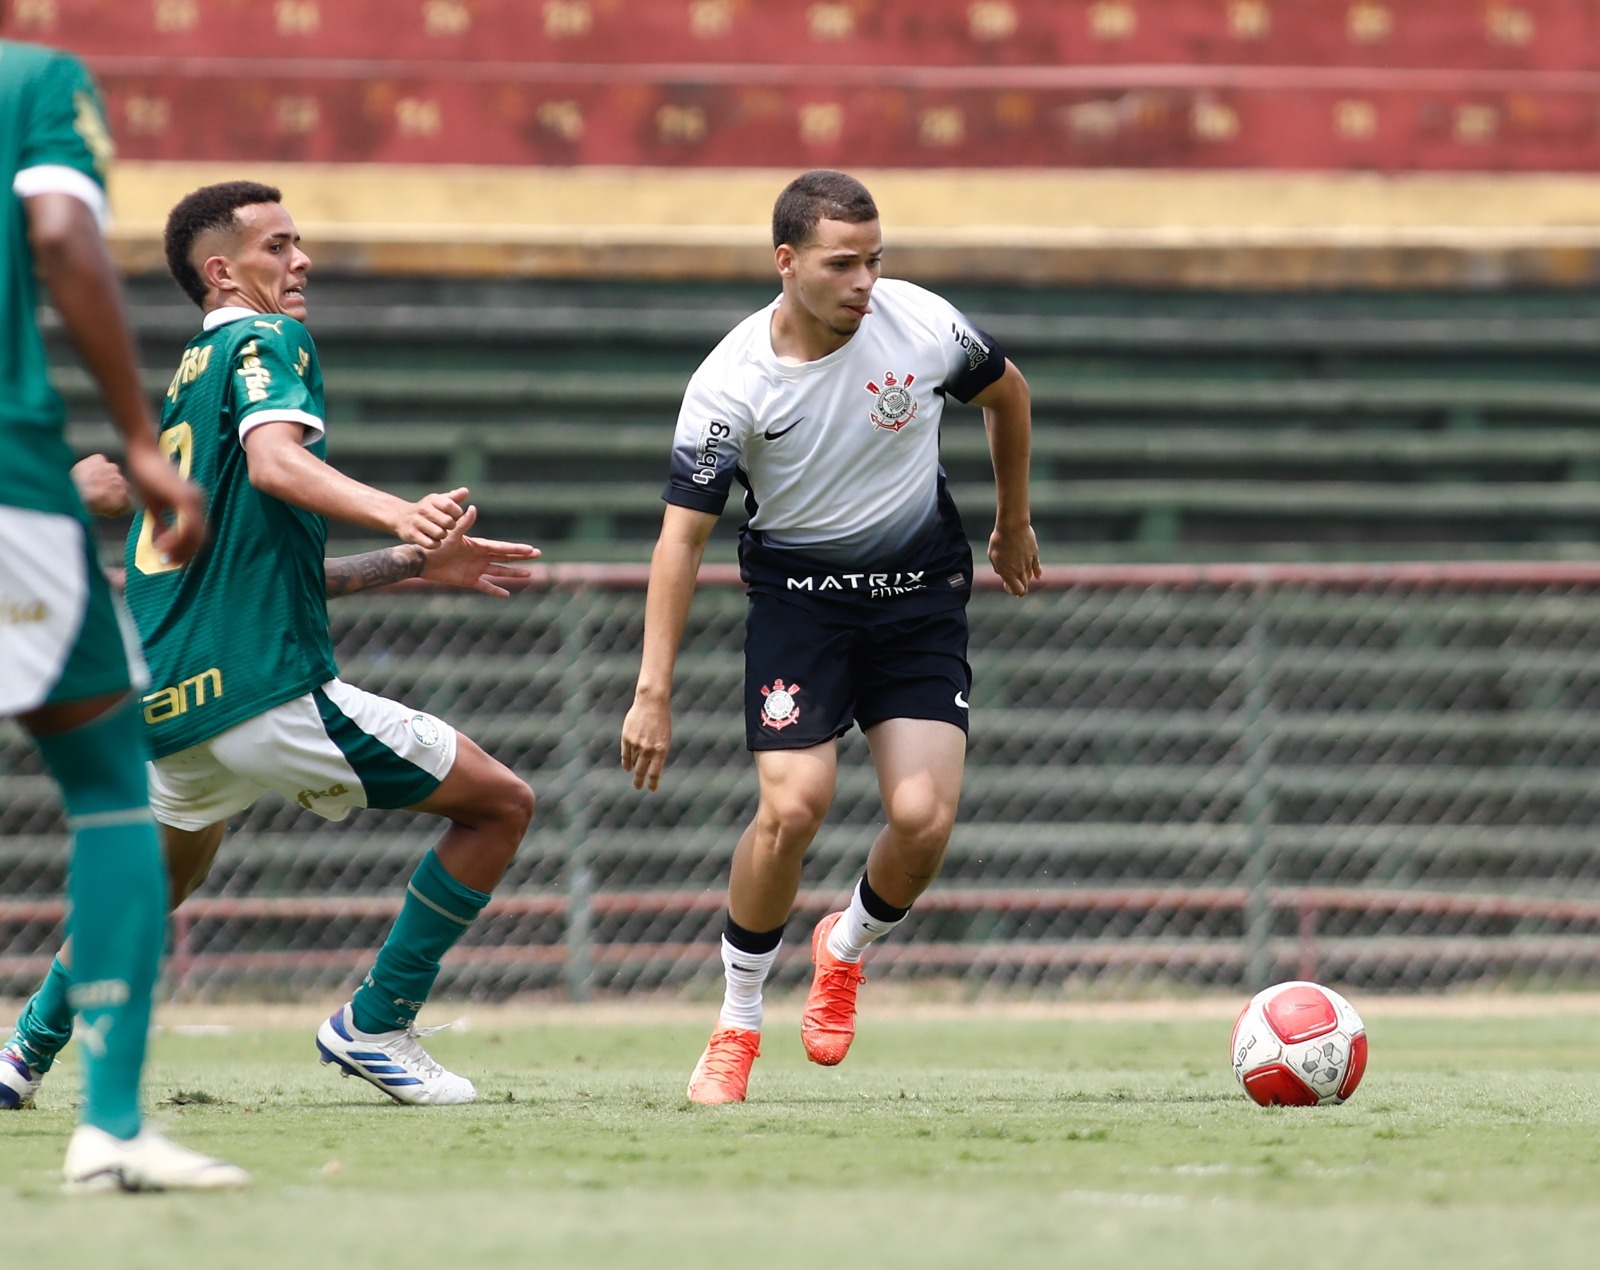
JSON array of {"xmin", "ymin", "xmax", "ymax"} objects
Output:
[{"xmin": 1231, "ymin": 981, "xmax": 1368, "ymax": 1107}]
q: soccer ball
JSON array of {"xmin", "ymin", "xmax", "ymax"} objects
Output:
[{"xmin": 1230, "ymin": 980, "xmax": 1368, "ymax": 1107}]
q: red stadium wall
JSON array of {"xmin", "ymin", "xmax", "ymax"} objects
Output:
[{"xmin": 11, "ymin": 0, "xmax": 1600, "ymax": 169}]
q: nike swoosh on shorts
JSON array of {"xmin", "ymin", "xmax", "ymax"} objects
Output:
[{"xmin": 763, "ymin": 416, "xmax": 804, "ymax": 440}]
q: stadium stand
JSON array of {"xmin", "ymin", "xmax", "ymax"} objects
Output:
[
  {"xmin": 12, "ymin": 0, "xmax": 1600, "ymax": 169},
  {"xmin": 45, "ymin": 275, "xmax": 1600, "ymax": 564}
]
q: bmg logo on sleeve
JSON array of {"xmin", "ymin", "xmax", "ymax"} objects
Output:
[{"xmin": 692, "ymin": 419, "xmax": 731, "ymax": 485}]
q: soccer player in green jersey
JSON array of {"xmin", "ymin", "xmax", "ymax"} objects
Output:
[
  {"xmin": 2, "ymin": 180, "xmax": 538, "ymax": 1109},
  {"xmin": 0, "ymin": 30, "xmax": 247, "ymax": 1190}
]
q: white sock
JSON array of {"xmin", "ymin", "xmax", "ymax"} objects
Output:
[
  {"xmin": 826, "ymin": 879, "xmax": 905, "ymax": 964},
  {"xmin": 717, "ymin": 936, "xmax": 779, "ymax": 1032}
]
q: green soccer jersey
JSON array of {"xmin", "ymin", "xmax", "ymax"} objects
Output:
[
  {"xmin": 126, "ymin": 310, "xmax": 338, "ymax": 758},
  {"xmin": 0, "ymin": 40, "xmax": 114, "ymax": 515}
]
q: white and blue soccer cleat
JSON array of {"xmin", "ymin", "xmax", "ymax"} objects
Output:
[
  {"xmin": 0, "ymin": 1042, "xmax": 42, "ymax": 1110},
  {"xmin": 62, "ymin": 1124, "xmax": 249, "ymax": 1194},
  {"xmin": 315, "ymin": 1004, "xmax": 476, "ymax": 1106}
]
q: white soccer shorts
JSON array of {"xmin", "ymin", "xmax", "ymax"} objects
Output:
[
  {"xmin": 146, "ymin": 678, "xmax": 458, "ymax": 830},
  {"xmin": 0, "ymin": 505, "xmax": 146, "ymax": 716}
]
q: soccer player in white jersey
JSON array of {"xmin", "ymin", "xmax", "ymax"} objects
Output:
[
  {"xmin": 2, "ymin": 181, "xmax": 537, "ymax": 1114},
  {"xmin": 621, "ymin": 170, "xmax": 1040, "ymax": 1102},
  {"xmin": 0, "ymin": 26, "xmax": 247, "ymax": 1189}
]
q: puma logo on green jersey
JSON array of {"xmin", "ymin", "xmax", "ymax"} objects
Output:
[{"xmin": 143, "ymin": 667, "xmax": 223, "ymax": 724}]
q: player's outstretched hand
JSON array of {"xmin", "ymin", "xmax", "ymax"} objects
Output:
[
  {"xmin": 71, "ymin": 454, "xmax": 132, "ymax": 518},
  {"xmin": 989, "ymin": 521, "xmax": 1042, "ymax": 598},
  {"xmin": 396, "ymin": 485, "xmax": 469, "ymax": 547},
  {"xmin": 621, "ymin": 695, "xmax": 672, "ymax": 792},
  {"xmin": 124, "ymin": 436, "xmax": 206, "ymax": 565},
  {"xmin": 419, "ymin": 505, "xmax": 541, "ymax": 597}
]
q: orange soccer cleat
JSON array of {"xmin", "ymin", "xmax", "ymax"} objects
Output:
[
  {"xmin": 686, "ymin": 1026, "xmax": 761, "ymax": 1104},
  {"xmin": 801, "ymin": 911, "xmax": 867, "ymax": 1066}
]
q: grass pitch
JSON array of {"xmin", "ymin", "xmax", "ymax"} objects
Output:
[{"xmin": 3, "ymin": 1001, "xmax": 1599, "ymax": 1270}]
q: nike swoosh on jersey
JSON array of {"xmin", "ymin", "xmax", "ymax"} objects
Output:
[
  {"xmin": 955, "ymin": 692, "xmax": 969, "ymax": 709},
  {"xmin": 763, "ymin": 416, "xmax": 804, "ymax": 441}
]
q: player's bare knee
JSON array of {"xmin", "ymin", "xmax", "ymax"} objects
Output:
[
  {"xmin": 508, "ymin": 777, "xmax": 536, "ymax": 837},
  {"xmin": 745, "ymin": 806, "xmax": 819, "ymax": 863},
  {"xmin": 754, "ymin": 798, "xmax": 826, "ymax": 858},
  {"xmin": 887, "ymin": 798, "xmax": 957, "ymax": 854},
  {"xmin": 483, "ymin": 770, "xmax": 535, "ymax": 842}
]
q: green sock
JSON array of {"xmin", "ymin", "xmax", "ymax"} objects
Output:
[
  {"xmin": 34, "ymin": 703, "xmax": 165, "ymax": 1141},
  {"xmin": 350, "ymin": 849, "xmax": 488, "ymax": 1035},
  {"xmin": 9, "ymin": 956, "xmax": 74, "ymax": 1073}
]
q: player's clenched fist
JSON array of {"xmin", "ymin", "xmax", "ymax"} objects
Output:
[
  {"xmin": 394, "ymin": 485, "xmax": 468, "ymax": 547},
  {"xmin": 70, "ymin": 453, "xmax": 132, "ymax": 518}
]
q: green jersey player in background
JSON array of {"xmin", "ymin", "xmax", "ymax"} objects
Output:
[
  {"xmin": 0, "ymin": 28, "xmax": 246, "ymax": 1190},
  {"xmin": 2, "ymin": 180, "xmax": 538, "ymax": 1109}
]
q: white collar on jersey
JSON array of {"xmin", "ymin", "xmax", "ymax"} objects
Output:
[{"xmin": 201, "ymin": 305, "xmax": 266, "ymax": 330}]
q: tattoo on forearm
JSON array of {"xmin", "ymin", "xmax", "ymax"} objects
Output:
[{"xmin": 324, "ymin": 546, "xmax": 425, "ymax": 597}]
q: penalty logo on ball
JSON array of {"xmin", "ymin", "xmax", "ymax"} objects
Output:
[
  {"xmin": 1231, "ymin": 980, "xmax": 1368, "ymax": 1107},
  {"xmin": 758, "ymin": 679, "xmax": 801, "ymax": 731}
]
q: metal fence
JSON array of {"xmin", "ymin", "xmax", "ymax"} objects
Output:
[{"xmin": 7, "ymin": 562, "xmax": 1600, "ymax": 1003}]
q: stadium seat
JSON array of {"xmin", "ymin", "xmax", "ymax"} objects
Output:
[{"xmin": 18, "ymin": 0, "xmax": 1600, "ymax": 169}]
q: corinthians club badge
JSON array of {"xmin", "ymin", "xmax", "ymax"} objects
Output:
[
  {"xmin": 759, "ymin": 678, "xmax": 801, "ymax": 730},
  {"xmin": 865, "ymin": 371, "xmax": 917, "ymax": 432}
]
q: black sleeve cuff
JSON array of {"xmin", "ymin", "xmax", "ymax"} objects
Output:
[
  {"xmin": 663, "ymin": 482, "xmax": 727, "ymax": 515},
  {"xmin": 945, "ymin": 324, "xmax": 1007, "ymax": 404}
]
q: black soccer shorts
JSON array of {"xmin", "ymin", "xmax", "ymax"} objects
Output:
[{"xmin": 743, "ymin": 590, "xmax": 972, "ymax": 751}]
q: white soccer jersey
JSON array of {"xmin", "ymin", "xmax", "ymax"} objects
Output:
[{"xmin": 664, "ymin": 278, "xmax": 1004, "ymax": 568}]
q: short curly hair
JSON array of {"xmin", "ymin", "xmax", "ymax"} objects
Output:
[
  {"xmin": 771, "ymin": 170, "xmax": 878, "ymax": 251},
  {"xmin": 164, "ymin": 180, "xmax": 283, "ymax": 307}
]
